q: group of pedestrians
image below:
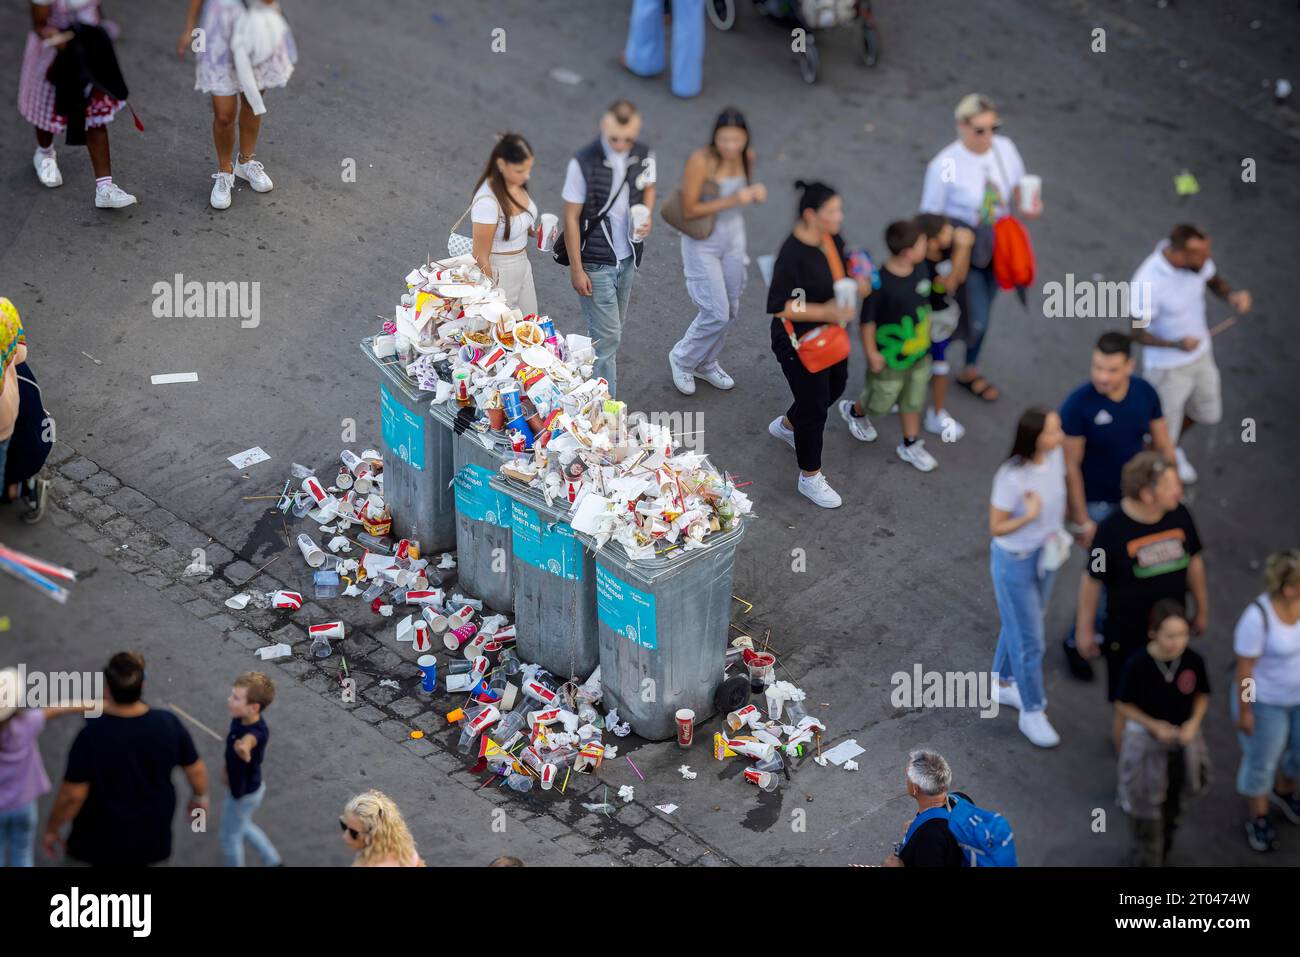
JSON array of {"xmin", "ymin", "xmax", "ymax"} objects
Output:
[{"xmin": 19, "ymin": 0, "xmax": 296, "ymax": 210}]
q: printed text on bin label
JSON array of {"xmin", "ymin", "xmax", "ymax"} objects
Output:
[{"xmin": 596, "ymin": 565, "xmax": 657, "ymax": 649}]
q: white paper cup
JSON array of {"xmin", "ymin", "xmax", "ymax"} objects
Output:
[
  {"xmin": 630, "ymin": 203, "xmax": 650, "ymax": 239},
  {"xmin": 537, "ymin": 212, "xmax": 559, "ymax": 252},
  {"xmin": 296, "ymin": 534, "xmax": 326, "ymax": 568},
  {"xmin": 373, "ymin": 335, "xmax": 396, "ymax": 359},
  {"xmin": 1019, "ymin": 174, "xmax": 1042, "ymax": 213},
  {"xmin": 833, "ymin": 277, "xmax": 858, "ymax": 310}
]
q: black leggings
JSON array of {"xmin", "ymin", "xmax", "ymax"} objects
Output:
[{"xmin": 772, "ymin": 330, "xmax": 848, "ymax": 473}]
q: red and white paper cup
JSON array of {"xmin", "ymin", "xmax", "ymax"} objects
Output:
[
  {"xmin": 467, "ymin": 705, "xmax": 501, "ymax": 736},
  {"xmin": 412, "ymin": 620, "xmax": 432, "ymax": 653},
  {"xmin": 270, "ymin": 590, "xmax": 303, "ymax": 611},
  {"xmin": 309, "ymin": 621, "xmax": 346, "ymax": 641},
  {"xmin": 404, "ymin": 589, "xmax": 443, "ymax": 607},
  {"xmin": 726, "ymin": 704, "xmax": 762, "ymax": 732},
  {"xmin": 675, "ymin": 708, "xmax": 696, "ymax": 747},
  {"xmin": 743, "ymin": 767, "xmax": 779, "ymax": 792},
  {"xmin": 301, "ymin": 475, "xmax": 331, "ymax": 508},
  {"xmin": 540, "ymin": 762, "xmax": 558, "ymax": 790}
]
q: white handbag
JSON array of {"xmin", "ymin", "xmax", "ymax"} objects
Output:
[
  {"xmin": 446, "ymin": 202, "xmax": 475, "ymax": 259},
  {"xmin": 1038, "ymin": 528, "xmax": 1074, "ymax": 576}
]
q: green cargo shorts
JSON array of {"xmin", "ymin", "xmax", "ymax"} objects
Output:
[{"xmin": 859, "ymin": 354, "xmax": 933, "ymax": 417}]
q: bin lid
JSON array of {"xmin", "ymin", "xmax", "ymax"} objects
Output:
[
  {"xmin": 359, "ymin": 337, "xmax": 430, "ymax": 404},
  {"xmin": 489, "ymin": 474, "xmax": 573, "ymax": 523}
]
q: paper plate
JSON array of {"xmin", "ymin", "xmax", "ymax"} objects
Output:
[
  {"xmin": 520, "ymin": 345, "xmax": 556, "ymax": 369},
  {"xmin": 427, "ymin": 282, "xmax": 481, "ymax": 299}
]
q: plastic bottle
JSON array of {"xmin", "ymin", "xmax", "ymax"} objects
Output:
[
  {"xmin": 504, "ymin": 772, "xmax": 534, "ymax": 793},
  {"xmin": 356, "ymin": 533, "xmax": 390, "ymax": 553}
]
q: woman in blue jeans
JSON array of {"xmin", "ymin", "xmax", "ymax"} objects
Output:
[
  {"xmin": 0, "ymin": 667, "xmax": 93, "ymax": 866},
  {"xmin": 1233, "ymin": 550, "xmax": 1300, "ymax": 853},
  {"xmin": 988, "ymin": 408, "xmax": 1068, "ymax": 747}
]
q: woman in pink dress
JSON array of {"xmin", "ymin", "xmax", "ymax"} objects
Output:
[
  {"xmin": 17, "ymin": 0, "xmax": 137, "ymax": 208},
  {"xmin": 177, "ymin": 0, "xmax": 297, "ymax": 210}
]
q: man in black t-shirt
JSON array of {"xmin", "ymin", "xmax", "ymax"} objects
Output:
[
  {"xmin": 42, "ymin": 652, "xmax": 208, "ymax": 866},
  {"xmin": 1075, "ymin": 452, "xmax": 1208, "ymax": 751},
  {"xmin": 884, "ymin": 749, "xmax": 965, "ymax": 867}
]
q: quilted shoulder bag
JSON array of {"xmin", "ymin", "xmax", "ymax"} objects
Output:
[
  {"xmin": 782, "ymin": 236, "xmax": 851, "ymax": 374},
  {"xmin": 447, "ymin": 201, "xmax": 476, "ymax": 259}
]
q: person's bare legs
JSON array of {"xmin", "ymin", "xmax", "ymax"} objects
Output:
[
  {"xmin": 900, "ymin": 411, "xmax": 920, "ymax": 441},
  {"xmin": 236, "ymin": 92, "xmax": 263, "ymax": 164},
  {"xmin": 85, "ymin": 126, "xmax": 111, "ymax": 178},
  {"xmin": 212, "ymin": 95, "xmax": 237, "ymax": 172},
  {"xmin": 932, "ymin": 373, "xmax": 950, "ymax": 415}
]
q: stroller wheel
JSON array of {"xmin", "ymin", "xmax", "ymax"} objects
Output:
[
  {"xmin": 798, "ymin": 37, "xmax": 819, "ymax": 84},
  {"xmin": 861, "ymin": 19, "xmax": 881, "ymax": 66},
  {"xmin": 707, "ymin": 0, "xmax": 736, "ymax": 29}
]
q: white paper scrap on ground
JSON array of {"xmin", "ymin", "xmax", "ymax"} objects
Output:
[
  {"xmin": 822, "ymin": 739, "xmax": 865, "ymax": 766},
  {"xmin": 655, "ymin": 804, "xmax": 678, "ymax": 815},
  {"xmin": 844, "ymin": 759, "xmax": 860, "ymax": 772},
  {"xmin": 328, "ymin": 535, "xmax": 351, "ymax": 553},
  {"xmin": 617, "ymin": 785, "xmax": 635, "ymax": 803},
  {"xmin": 437, "ymin": 553, "xmax": 456, "ymax": 569},
  {"xmin": 225, "ymin": 593, "xmax": 251, "ymax": 610},
  {"xmin": 151, "ymin": 372, "xmax": 199, "ymax": 385},
  {"xmin": 550, "ymin": 67, "xmax": 582, "ymax": 84},
  {"xmin": 379, "ymin": 679, "xmax": 401, "ymax": 690},
  {"xmin": 255, "ymin": 643, "xmax": 292, "ymax": 661},
  {"xmin": 679, "ymin": 766, "xmax": 697, "ymax": 780},
  {"xmin": 228, "ymin": 447, "xmax": 271, "ymax": 469}
]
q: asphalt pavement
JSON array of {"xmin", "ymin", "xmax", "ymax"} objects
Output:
[{"xmin": 1, "ymin": 0, "xmax": 1298, "ymax": 867}]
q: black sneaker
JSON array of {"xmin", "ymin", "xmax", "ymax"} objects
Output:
[
  {"xmin": 20, "ymin": 477, "xmax": 48, "ymax": 525},
  {"xmin": 1064, "ymin": 639, "xmax": 1094, "ymax": 681},
  {"xmin": 1271, "ymin": 790, "xmax": 1300, "ymax": 826},
  {"xmin": 1245, "ymin": 816, "xmax": 1278, "ymax": 852}
]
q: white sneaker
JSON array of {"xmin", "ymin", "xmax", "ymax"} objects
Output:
[
  {"xmin": 995, "ymin": 681, "xmax": 1023, "ymax": 712},
  {"xmin": 768, "ymin": 417, "xmax": 796, "ymax": 452},
  {"xmin": 210, "ymin": 172, "xmax": 234, "ymax": 210},
  {"xmin": 33, "ymin": 149, "xmax": 62, "ymax": 188},
  {"xmin": 94, "ymin": 183, "xmax": 137, "ymax": 208},
  {"xmin": 694, "ymin": 364, "xmax": 735, "ymax": 390},
  {"xmin": 798, "ymin": 472, "xmax": 842, "ymax": 508},
  {"xmin": 1175, "ymin": 447, "xmax": 1198, "ymax": 484},
  {"xmin": 896, "ymin": 439, "xmax": 937, "ymax": 472},
  {"xmin": 668, "ymin": 353, "xmax": 696, "ymax": 395},
  {"xmin": 924, "ymin": 406, "xmax": 966, "ymax": 442},
  {"xmin": 233, "ymin": 157, "xmax": 274, "ymax": 192},
  {"xmin": 838, "ymin": 400, "xmax": 878, "ymax": 442},
  {"xmin": 1018, "ymin": 710, "xmax": 1060, "ymax": 748}
]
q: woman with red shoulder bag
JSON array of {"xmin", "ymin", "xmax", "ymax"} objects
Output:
[{"xmin": 766, "ymin": 180, "xmax": 866, "ymax": 509}]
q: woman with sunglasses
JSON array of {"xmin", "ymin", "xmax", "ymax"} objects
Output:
[
  {"xmin": 340, "ymin": 790, "xmax": 424, "ymax": 867},
  {"xmin": 667, "ymin": 107, "xmax": 765, "ymax": 395},
  {"xmin": 919, "ymin": 93, "xmax": 1043, "ymax": 406}
]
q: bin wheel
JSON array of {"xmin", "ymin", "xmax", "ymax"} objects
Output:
[
  {"xmin": 715, "ymin": 675, "xmax": 751, "ymax": 714},
  {"xmin": 798, "ymin": 38, "xmax": 819, "ymax": 85},
  {"xmin": 708, "ymin": 0, "xmax": 736, "ymax": 30}
]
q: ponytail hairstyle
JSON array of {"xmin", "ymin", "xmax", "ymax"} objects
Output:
[
  {"xmin": 793, "ymin": 179, "xmax": 837, "ymax": 224},
  {"xmin": 474, "ymin": 133, "xmax": 534, "ymax": 242}
]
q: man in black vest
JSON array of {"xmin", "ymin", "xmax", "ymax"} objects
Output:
[{"xmin": 560, "ymin": 100, "xmax": 657, "ymax": 397}]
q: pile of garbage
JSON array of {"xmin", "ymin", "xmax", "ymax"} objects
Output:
[{"xmin": 371, "ymin": 258, "xmax": 754, "ymax": 560}]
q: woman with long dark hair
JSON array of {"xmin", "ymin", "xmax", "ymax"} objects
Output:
[
  {"xmin": 766, "ymin": 181, "xmax": 860, "ymax": 509},
  {"xmin": 988, "ymin": 406, "xmax": 1067, "ymax": 747},
  {"xmin": 469, "ymin": 133, "xmax": 540, "ymax": 315},
  {"xmin": 667, "ymin": 107, "xmax": 765, "ymax": 394}
]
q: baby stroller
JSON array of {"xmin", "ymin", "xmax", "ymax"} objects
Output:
[{"xmin": 708, "ymin": 0, "xmax": 880, "ymax": 84}]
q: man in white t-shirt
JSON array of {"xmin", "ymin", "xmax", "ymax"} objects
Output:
[
  {"xmin": 559, "ymin": 100, "xmax": 656, "ymax": 396},
  {"xmin": 1130, "ymin": 224, "xmax": 1252, "ymax": 483}
]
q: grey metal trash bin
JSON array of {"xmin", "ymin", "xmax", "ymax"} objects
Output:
[
  {"xmin": 450, "ymin": 414, "xmax": 515, "ymax": 614},
  {"xmin": 490, "ymin": 476, "xmax": 598, "ymax": 682},
  {"xmin": 590, "ymin": 520, "xmax": 746, "ymax": 741},
  {"xmin": 358, "ymin": 338, "xmax": 456, "ymax": 552}
]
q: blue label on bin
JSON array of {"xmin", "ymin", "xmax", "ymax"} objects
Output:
[
  {"xmin": 511, "ymin": 501, "xmax": 583, "ymax": 580},
  {"xmin": 380, "ymin": 384, "xmax": 425, "ymax": 472},
  {"xmin": 454, "ymin": 464, "xmax": 509, "ymax": 526},
  {"xmin": 596, "ymin": 565, "xmax": 657, "ymax": 649}
]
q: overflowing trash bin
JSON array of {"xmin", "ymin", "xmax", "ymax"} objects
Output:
[
  {"xmin": 591, "ymin": 519, "xmax": 747, "ymax": 741},
  {"xmin": 451, "ymin": 414, "xmax": 515, "ymax": 614},
  {"xmin": 359, "ymin": 337, "xmax": 457, "ymax": 552},
  {"xmin": 490, "ymin": 475, "xmax": 598, "ymax": 681}
]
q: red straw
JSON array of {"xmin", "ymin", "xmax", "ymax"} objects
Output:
[{"xmin": 626, "ymin": 756, "xmax": 645, "ymax": 781}]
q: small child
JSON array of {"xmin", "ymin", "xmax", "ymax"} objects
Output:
[
  {"xmin": 914, "ymin": 213, "xmax": 974, "ymax": 441},
  {"xmin": 219, "ymin": 672, "xmax": 281, "ymax": 867},
  {"xmin": 838, "ymin": 219, "xmax": 938, "ymax": 472}
]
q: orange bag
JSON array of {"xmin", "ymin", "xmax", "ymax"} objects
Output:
[{"xmin": 993, "ymin": 216, "xmax": 1036, "ymax": 291}]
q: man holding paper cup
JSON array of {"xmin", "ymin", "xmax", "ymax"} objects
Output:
[{"xmin": 557, "ymin": 100, "xmax": 656, "ymax": 396}]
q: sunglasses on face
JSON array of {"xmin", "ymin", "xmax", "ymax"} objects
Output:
[
  {"xmin": 339, "ymin": 818, "xmax": 363, "ymax": 841},
  {"xmin": 970, "ymin": 123, "xmax": 1002, "ymax": 135}
]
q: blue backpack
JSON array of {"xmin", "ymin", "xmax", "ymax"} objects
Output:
[{"xmin": 904, "ymin": 793, "xmax": 1018, "ymax": 867}]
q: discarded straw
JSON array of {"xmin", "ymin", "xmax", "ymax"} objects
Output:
[{"xmin": 626, "ymin": 756, "xmax": 645, "ymax": 781}]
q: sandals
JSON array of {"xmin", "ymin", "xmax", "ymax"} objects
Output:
[{"xmin": 956, "ymin": 373, "xmax": 1000, "ymax": 402}]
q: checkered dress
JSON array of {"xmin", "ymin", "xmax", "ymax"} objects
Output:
[{"xmin": 17, "ymin": 0, "xmax": 124, "ymax": 134}]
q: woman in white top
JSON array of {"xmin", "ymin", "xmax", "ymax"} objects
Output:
[
  {"xmin": 919, "ymin": 93, "xmax": 1042, "ymax": 405},
  {"xmin": 988, "ymin": 407, "xmax": 1067, "ymax": 748},
  {"xmin": 1233, "ymin": 549, "xmax": 1300, "ymax": 853},
  {"xmin": 470, "ymin": 133, "xmax": 539, "ymax": 316}
]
